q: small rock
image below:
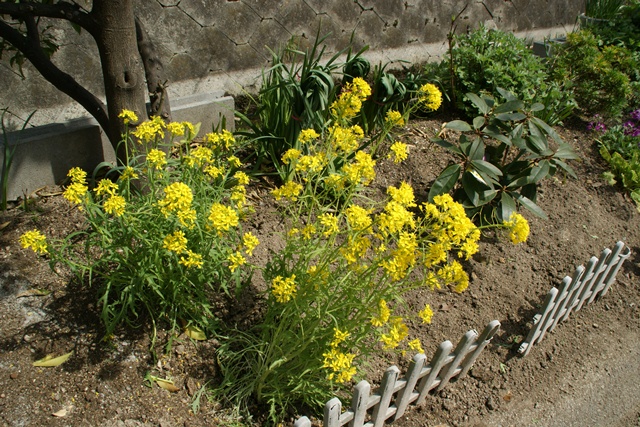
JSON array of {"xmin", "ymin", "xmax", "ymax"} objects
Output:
[
  {"xmin": 9, "ymin": 372, "xmax": 18, "ymax": 380},
  {"xmin": 592, "ymin": 323, "xmax": 599, "ymax": 329},
  {"xmin": 485, "ymin": 397, "xmax": 498, "ymax": 411}
]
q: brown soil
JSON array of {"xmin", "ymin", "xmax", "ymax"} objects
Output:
[{"xmin": 1, "ymin": 116, "xmax": 639, "ymax": 427}]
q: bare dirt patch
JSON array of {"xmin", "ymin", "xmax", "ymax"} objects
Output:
[{"xmin": 1, "ymin": 116, "xmax": 639, "ymax": 427}]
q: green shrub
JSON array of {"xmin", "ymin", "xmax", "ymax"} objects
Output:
[
  {"xmin": 440, "ymin": 25, "xmax": 575, "ymax": 125},
  {"xmin": 429, "ymin": 89, "xmax": 578, "ymax": 223},
  {"xmin": 551, "ymin": 30, "xmax": 635, "ymax": 118}
]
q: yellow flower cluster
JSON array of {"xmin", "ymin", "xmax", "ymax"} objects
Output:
[
  {"xmin": 322, "ymin": 328, "xmax": 357, "ymax": 384},
  {"xmin": 371, "ymin": 299, "xmax": 391, "ymax": 327},
  {"xmin": 342, "ymin": 151, "xmax": 376, "ymax": 185},
  {"xmin": 121, "ymin": 166, "xmax": 139, "ymax": 181},
  {"xmin": 339, "ymin": 235, "xmax": 370, "ymax": 264},
  {"xmin": 133, "ymin": 115, "xmax": 165, "ymax": 143},
  {"xmin": 184, "ymin": 146, "xmax": 213, "ymax": 168},
  {"xmin": 271, "ymin": 274, "xmax": 297, "ymax": 303},
  {"xmin": 505, "ymin": 212, "xmax": 530, "ymax": 244},
  {"xmin": 380, "ymin": 317, "xmax": 409, "ymax": 350},
  {"xmin": 147, "ymin": 149, "xmax": 167, "ymax": 170},
  {"xmin": 19, "ymin": 229, "xmax": 48, "ymax": 254},
  {"xmin": 158, "ymin": 182, "xmax": 196, "ymax": 227},
  {"xmin": 418, "ymin": 304, "xmax": 433, "ymax": 324},
  {"xmin": 272, "ymin": 180, "xmax": 303, "ymax": 202},
  {"xmin": 95, "ymin": 179, "xmax": 126, "ymax": 217},
  {"xmin": 206, "ymin": 129, "xmax": 236, "ymax": 151},
  {"xmin": 179, "ymin": 250, "xmax": 203, "ymax": 269},
  {"xmin": 385, "ymin": 110, "xmax": 405, "ymax": 127},
  {"xmin": 330, "ymin": 77, "xmax": 371, "ymax": 120},
  {"xmin": 242, "ymin": 232, "xmax": 260, "ymax": 257},
  {"xmin": 437, "ymin": 261, "xmax": 469, "ymax": 293},
  {"xmin": 63, "ymin": 167, "xmax": 88, "ymax": 209},
  {"xmin": 389, "ymin": 141, "xmax": 408, "ymax": 163},
  {"xmin": 408, "ymin": 338, "xmax": 424, "ymax": 354},
  {"xmin": 418, "ymin": 83, "xmax": 443, "ymax": 111},
  {"xmin": 208, "ymin": 203, "xmax": 239, "ymax": 233},
  {"xmin": 118, "ymin": 109, "xmax": 138, "ymax": 125},
  {"xmin": 298, "ymin": 128, "xmax": 320, "ymax": 144},
  {"xmin": 329, "ymin": 124, "xmax": 364, "ymax": 154},
  {"xmin": 163, "ymin": 230, "xmax": 188, "ymax": 253},
  {"xmin": 345, "ymin": 205, "xmax": 372, "ymax": 231},
  {"xmin": 227, "ymin": 251, "xmax": 246, "ymax": 273},
  {"xmin": 319, "ymin": 213, "xmax": 339, "ymax": 237}
]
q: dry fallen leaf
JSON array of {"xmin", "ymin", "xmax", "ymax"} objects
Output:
[
  {"xmin": 185, "ymin": 325, "xmax": 206, "ymax": 341},
  {"xmin": 0, "ymin": 221, "xmax": 10, "ymax": 231},
  {"xmin": 33, "ymin": 351, "xmax": 74, "ymax": 367},
  {"xmin": 52, "ymin": 405, "xmax": 72, "ymax": 417},
  {"xmin": 16, "ymin": 289, "xmax": 51, "ymax": 298},
  {"xmin": 155, "ymin": 377, "xmax": 180, "ymax": 392}
]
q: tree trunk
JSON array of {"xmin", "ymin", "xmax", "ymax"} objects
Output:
[{"xmin": 91, "ymin": 0, "xmax": 148, "ymax": 164}]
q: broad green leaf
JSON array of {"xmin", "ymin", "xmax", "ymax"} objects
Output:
[
  {"xmin": 33, "ymin": 351, "xmax": 73, "ymax": 367},
  {"xmin": 470, "ymin": 159, "xmax": 503, "ymax": 179},
  {"xmin": 516, "ymin": 194, "xmax": 548, "ymax": 219},
  {"xmin": 526, "ymin": 135, "xmax": 550, "ymax": 155},
  {"xmin": 467, "ymin": 137, "xmax": 485, "ymax": 161},
  {"xmin": 531, "ymin": 116, "xmax": 563, "ymax": 144},
  {"xmin": 185, "ymin": 325, "xmax": 207, "ymax": 341},
  {"xmin": 530, "ymin": 160, "xmax": 551, "ymax": 183},
  {"xmin": 432, "ymin": 137, "xmax": 463, "ymax": 155},
  {"xmin": 465, "ymin": 93, "xmax": 490, "ymax": 115},
  {"xmin": 496, "ymin": 112, "xmax": 527, "ymax": 122},
  {"xmin": 462, "ymin": 171, "xmax": 494, "ymax": 207},
  {"xmin": 473, "ymin": 116, "xmax": 486, "ymax": 130},
  {"xmin": 530, "ymin": 102, "xmax": 545, "ymax": 112},
  {"xmin": 445, "ymin": 120, "xmax": 473, "ymax": 132},
  {"xmin": 500, "ymin": 192, "xmax": 517, "ymax": 222},
  {"xmin": 428, "ymin": 164, "xmax": 461, "ymax": 201},
  {"xmin": 554, "ymin": 143, "xmax": 579, "ymax": 160},
  {"xmin": 551, "ymin": 158, "xmax": 577, "ymax": 178},
  {"xmin": 495, "ymin": 100, "xmax": 524, "ymax": 114},
  {"xmin": 497, "ymin": 87, "xmax": 517, "ymax": 101}
]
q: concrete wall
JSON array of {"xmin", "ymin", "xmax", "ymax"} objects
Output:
[{"xmin": 0, "ymin": 0, "xmax": 582, "ymax": 129}]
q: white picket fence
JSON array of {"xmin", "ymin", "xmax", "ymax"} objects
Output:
[
  {"xmin": 518, "ymin": 241, "xmax": 631, "ymax": 357},
  {"xmin": 294, "ymin": 320, "xmax": 501, "ymax": 427}
]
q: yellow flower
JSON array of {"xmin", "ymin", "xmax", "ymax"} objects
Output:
[
  {"xmin": 408, "ymin": 338, "xmax": 424, "ymax": 354},
  {"xmin": 342, "ymin": 151, "xmax": 376, "ymax": 185},
  {"xmin": 205, "ymin": 165, "xmax": 223, "ymax": 179},
  {"xmin": 118, "ymin": 109, "xmax": 138, "ymax": 125},
  {"xmin": 227, "ymin": 155, "xmax": 242, "ymax": 168},
  {"xmin": 271, "ymin": 275, "xmax": 297, "ymax": 303},
  {"xmin": 437, "ymin": 261, "xmax": 469, "ymax": 293},
  {"xmin": 163, "ymin": 230, "xmax": 188, "ymax": 253},
  {"xmin": 505, "ymin": 213, "xmax": 530, "ymax": 244},
  {"xmin": 120, "ymin": 166, "xmax": 139, "ymax": 181},
  {"xmin": 330, "ymin": 78, "xmax": 371, "ymax": 120},
  {"xmin": 272, "ymin": 181, "xmax": 303, "ymax": 202},
  {"xmin": 301, "ymin": 224, "xmax": 316, "ymax": 240},
  {"xmin": 19, "ymin": 229, "xmax": 48, "ymax": 254},
  {"xmin": 380, "ymin": 317, "xmax": 409, "ymax": 350},
  {"xmin": 281, "ymin": 148, "xmax": 301, "ymax": 165},
  {"xmin": 322, "ymin": 348, "xmax": 357, "ymax": 384},
  {"xmin": 387, "ymin": 182, "xmax": 416, "ymax": 207},
  {"xmin": 147, "ymin": 149, "xmax": 167, "ymax": 170},
  {"xmin": 339, "ymin": 236, "xmax": 370, "ymax": 264},
  {"xmin": 208, "ymin": 203, "xmax": 239, "ymax": 232},
  {"xmin": 330, "ymin": 328, "xmax": 350, "ymax": 348},
  {"xmin": 234, "ymin": 171, "xmax": 250, "ymax": 186},
  {"xmin": 345, "ymin": 205, "xmax": 372, "ymax": 231},
  {"xmin": 371, "ymin": 299, "xmax": 391, "ymax": 327},
  {"xmin": 179, "ymin": 250, "xmax": 203, "ymax": 269},
  {"xmin": 242, "ymin": 232, "xmax": 260, "ymax": 256},
  {"xmin": 389, "ymin": 141, "xmax": 408, "ymax": 163},
  {"xmin": 298, "ymin": 128, "xmax": 320, "ymax": 144},
  {"xmin": 67, "ymin": 167, "xmax": 87, "ymax": 184},
  {"xmin": 186, "ymin": 146, "xmax": 213, "ymax": 168},
  {"xmin": 63, "ymin": 182, "xmax": 88, "ymax": 207},
  {"xmin": 206, "ymin": 130, "xmax": 236, "ymax": 150},
  {"xmin": 295, "ymin": 154, "xmax": 325, "ymax": 174},
  {"xmin": 377, "ymin": 201, "xmax": 415, "ymax": 235},
  {"xmin": 133, "ymin": 116, "xmax": 165, "ymax": 143},
  {"xmin": 418, "ymin": 304, "xmax": 434, "ymax": 324},
  {"xmin": 103, "ymin": 195, "xmax": 126, "ymax": 217},
  {"xmin": 417, "ymin": 83, "xmax": 443, "ymax": 111},
  {"xmin": 166, "ymin": 121, "xmax": 186, "ymax": 137},
  {"xmin": 227, "ymin": 251, "xmax": 246, "ymax": 273},
  {"xmin": 319, "ymin": 213, "xmax": 339, "ymax": 237},
  {"xmin": 385, "ymin": 110, "xmax": 405, "ymax": 127},
  {"xmin": 177, "ymin": 208, "xmax": 197, "ymax": 229},
  {"xmin": 158, "ymin": 182, "xmax": 193, "ymax": 217},
  {"xmin": 94, "ymin": 179, "xmax": 119, "ymax": 197}
]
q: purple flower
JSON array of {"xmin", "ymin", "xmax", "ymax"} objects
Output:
[{"xmin": 630, "ymin": 109, "xmax": 640, "ymax": 122}]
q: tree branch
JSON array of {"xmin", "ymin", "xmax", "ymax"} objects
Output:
[
  {"xmin": 0, "ymin": 18, "xmax": 111, "ymax": 138},
  {"xmin": 135, "ymin": 16, "xmax": 171, "ymax": 120},
  {"xmin": 0, "ymin": 0, "xmax": 97, "ymax": 36}
]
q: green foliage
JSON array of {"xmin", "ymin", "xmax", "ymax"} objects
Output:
[
  {"xmin": 585, "ymin": 0, "xmax": 625, "ymax": 19},
  {"xmin": 22, "ymin": 117, "xmax": 258, "ymax": 339},
  {"xmin": 235, "ymin": 31, "xmax": 368, "ymax": 170},
  {"xmin": 586, "ymin": 1, "xmax": 640, "ymax": 51},
  {"xmin": 429, "ymin": 89, "xmax": 579, "ymax": 223},
  {"xmin": 551, "ymin": 30, "xmax": 636, "ymax": 118},
  {"xmin": 439, "ymin": 25, "xmax": 575, "ymax": 125}
]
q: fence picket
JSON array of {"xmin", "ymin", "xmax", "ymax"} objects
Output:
[
  {"xmin": 348, "ymin": 381, "xmax": 371, "ymax": 427},
  {"xmin": 436, "ymin": 330, "xmax": 478, "ymax": 391},
  {"xmin": 415, "ymin": 341, "xmax": 453, "ymax": 404},
  {"xmin": 294, "ymin": 417, "xmax": 311, "ymax": 427},
  {"xmin": 518, "ymin": 241, "xmax": 630, "ymax": 357},
  {"xmin": 459, "ymin": 320, "xmax": 501, "ymax": 377},
  {"xmin": 598, "ymin": 242, "xmax": 630, "ymax": 298},
  {"xmin": 393, "ymin": 353, "xmax": 426, "ymax": 420},
  {"xmin": 371, "ymin": 366, "xmax": 400, "ymax": 427},
  {"xmin": 325, "ymin": 397, "xmax": 342, "ymax": 427}
]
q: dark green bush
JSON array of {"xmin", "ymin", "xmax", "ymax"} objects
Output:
[{"xmin": 439, "ymin": 25, "xmax": 575, "ymax": 125}]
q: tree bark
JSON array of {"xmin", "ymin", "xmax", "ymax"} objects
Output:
[
  {"xmin": 135, "ymin": 17, "xmax": 171, "ymax": 121},
  {"xmin": 91, "ymin": 0, "xmax": 148, "ymax": 163}
]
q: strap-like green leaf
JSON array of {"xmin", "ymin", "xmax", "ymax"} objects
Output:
[{"xmin": 428, "ymin": 164, "xmax": 461, "ymax": 201}]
